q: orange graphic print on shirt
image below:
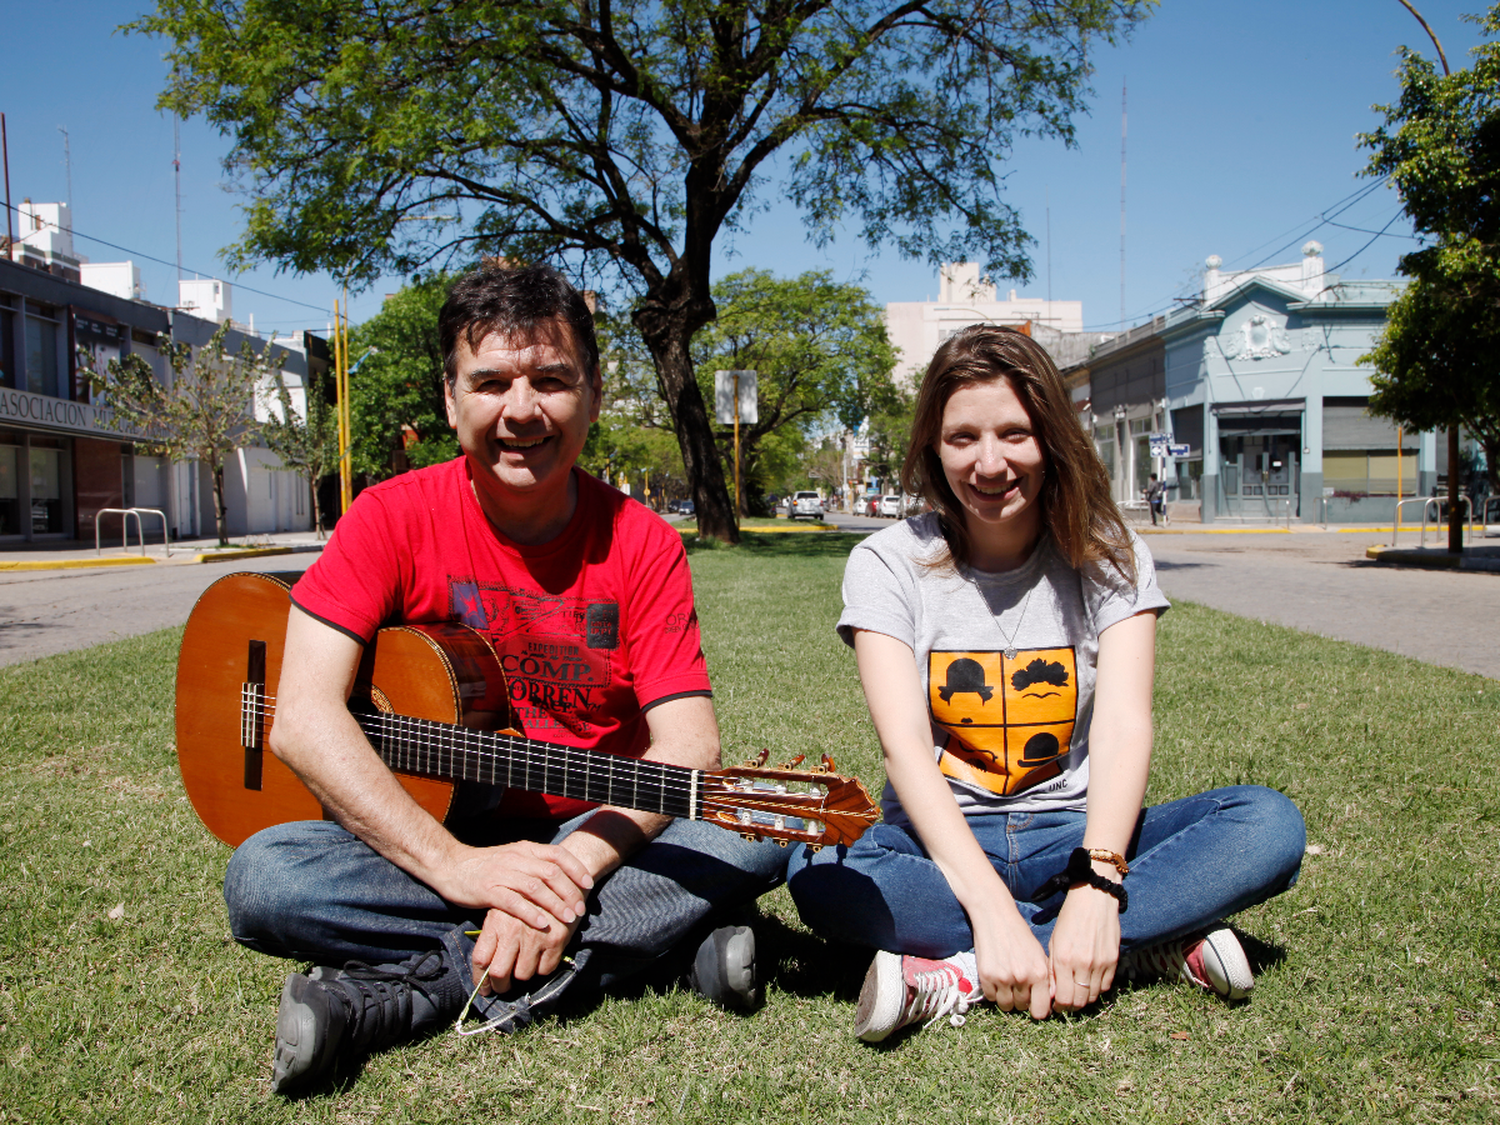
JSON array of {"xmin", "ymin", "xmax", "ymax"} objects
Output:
[{"xmin": 929, "ymin": 648, "xmax": 1077, "ymax": 797}]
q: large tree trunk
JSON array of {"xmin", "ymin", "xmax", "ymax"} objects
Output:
[
  {"xmin": 1448, "ymin": 425, "xmax": 1463, "ymax": 554},
  {"xmin": 634, "ymin": 297, "xmax": 739, "ymax": 545}
]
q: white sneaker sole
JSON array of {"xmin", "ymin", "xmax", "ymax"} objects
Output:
[
  {"xmin": 854, "ymin": 951, "xmax": 904, "ymax": 1042},
  {"xmin": 1197, "ymin": 927, "xmax": 1254, "ymax": 1000}
]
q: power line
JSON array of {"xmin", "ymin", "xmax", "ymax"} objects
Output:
[
  {"xmin": 1081, "ymin": 177, "xmax": 1409, "ymax": 332},
  {"xmin": 0, "ymin": 198, "xmax": 332, "ymax": 315}
]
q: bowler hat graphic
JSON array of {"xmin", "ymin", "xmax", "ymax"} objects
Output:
[
  {"xmin": 938, "ymin": 657, "xmax": 993, "ymax": 703},
  {"xmin": 1020, "ymin": 731, "xmax": 1062, "ymax": 763}
]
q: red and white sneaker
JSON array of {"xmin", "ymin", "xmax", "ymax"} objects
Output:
[
  {"xmin": 1120, "ymin": 925, "xmax": 1254, "ymax": 1000},
  {"xmin": 854, "ymin": 950, "xmax": 983, "ymax": 1042}
]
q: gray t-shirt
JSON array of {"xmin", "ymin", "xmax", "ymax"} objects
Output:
[{"xmin": 837, "ymin": 514, "xmax": 1169, "ymax": 826}]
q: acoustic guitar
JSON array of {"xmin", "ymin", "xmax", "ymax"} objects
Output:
[{"xmin": 175, "ymin": 572, "xmax": 879, "ymax": 850}]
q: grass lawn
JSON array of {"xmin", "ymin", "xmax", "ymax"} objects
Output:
[{"xmin": 1, "ymin": 530, "xmax": 1497, "ymax": 1122}]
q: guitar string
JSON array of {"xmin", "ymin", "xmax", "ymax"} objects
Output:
[{"xmin": 245, "ymin": 694, "xmax": 831, "ymax": 816}]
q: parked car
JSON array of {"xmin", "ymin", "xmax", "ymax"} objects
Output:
[
  {"xmin": 678, "ymin": 499, "xmax": 695, "ymax": 517},
  {"xmin": 791, "ymin": 491, "xmax": 823, "ymax": 521},
  {"xmin": 877, "ymin": 494, "xmax": 902, "ymax": 518},
  {"xmin": 865, "ymin": 496, "xmax": 879, "ymax": 517}
]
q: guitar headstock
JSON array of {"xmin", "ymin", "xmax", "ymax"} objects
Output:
[{"xmin": 702, "ymin": 751, "xmax": 879, "ymax": 849}]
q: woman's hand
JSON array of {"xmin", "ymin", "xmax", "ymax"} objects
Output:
[
  {"xmin": 1047, "ymin": 878, "xmax": 1122, "ymax": 1012},
  {"xmin": 971, "ymin": 900, "xmax": 1054, "ymax": 1019}
]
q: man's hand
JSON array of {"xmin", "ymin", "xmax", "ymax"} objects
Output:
[
  {"xmin": 434, "ymin": 840, "xmax": 594, "ymax": 994},
  {"xmin": 471, "ymin": 903, "xmax": 581, "ymax": 995}
]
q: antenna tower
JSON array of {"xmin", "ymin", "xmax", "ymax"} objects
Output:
[
  {"xmin": 174, "ymin": 114, "xmax": 183, "ymax": 281},
  {"xmin": 58, "ymin": 127, "xmax": 72, "ymax": 232},
  {"xmin": 1120, "ymin": 78, "xmax": 1127, "ymax": 330}
]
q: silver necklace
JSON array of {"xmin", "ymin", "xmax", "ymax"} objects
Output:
[{"xmin": 968, "ymin": 569, "xmax": 1037, "ymax": 661}]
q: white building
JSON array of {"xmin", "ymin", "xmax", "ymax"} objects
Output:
[{"xmin": 884, "ymin": 263, "xmax": 1097, "ymax": 387}]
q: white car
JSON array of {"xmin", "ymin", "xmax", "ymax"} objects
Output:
[
  {"xmin": 791, "ymin": 491, "xmax": 824, "ymax": 520},
  {"xmin": 877, "ymin": 494, "xmax": 902, "ymax": 518}
]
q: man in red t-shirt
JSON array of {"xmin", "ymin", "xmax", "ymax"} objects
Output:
[{"xmin": 225, "ymin": 265, "xmax": 786, "ymax": 1096}]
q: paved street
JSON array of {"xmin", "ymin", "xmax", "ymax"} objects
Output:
[
  {"xmin": 1141, "ymin": 529, "xmax": 1499, "ymax": 681},
  {"xmin": 0, "ymin": 553, "xmax": 316, "ymax": 667},
  {"xmin": 2, "ymin": 521, "xmax": 1495, "ymax": 681},
  {"xmin": 825, "ymin": 512, "xmax": 1500, "ymax": 682}
]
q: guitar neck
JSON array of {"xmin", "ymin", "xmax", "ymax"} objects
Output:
[{"xmin": 354, "ymin": 710, "xmax": 701, "ymax": 820}]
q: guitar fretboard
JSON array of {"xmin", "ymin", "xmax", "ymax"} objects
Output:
[{"xmin": 354, "ymin": 710, "xmax": 702, "ymax": 820}]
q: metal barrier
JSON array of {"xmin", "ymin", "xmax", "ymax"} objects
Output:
[
  {"xmin": 1393, "ymin": 496, "xmax": 1475, "ymax": 547},
  {"xmin": 1315, "ymin": 496, "xmax": 1331, "ymax": 528},
  {"xmin": 95, "ymin": 507, "xmax": 171, "ymax": 556}
]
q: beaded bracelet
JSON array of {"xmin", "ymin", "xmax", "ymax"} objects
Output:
[{"xmin": 1032, "ymin": 847, "xmax": 1129, "ymax": 913}]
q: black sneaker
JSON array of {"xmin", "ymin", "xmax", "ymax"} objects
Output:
[
  {"xmin": 271, "ymin": 951, "xmax": 444, "ymax": 1096},
  {"xmin": 686, "ymin": 923, "xmax": 759, "ymax": 1011}
]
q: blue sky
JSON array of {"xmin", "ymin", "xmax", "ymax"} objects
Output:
[{"xmin": 0, "ymin": 2, "xmax": 1486, "ymax": 339}]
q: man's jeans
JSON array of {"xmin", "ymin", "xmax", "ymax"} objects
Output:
[
  {"xmin": 787, "ymin": 785, "xmax": 1305, "ymax": 957},
  {"xmin": 225, "ymin": 811, "xmax": 788, "ymax": 1025}
]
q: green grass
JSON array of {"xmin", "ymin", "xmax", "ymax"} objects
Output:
[{"xmin": 2, "ymin": 536, "xmax": 1498, "ymax": 1122}]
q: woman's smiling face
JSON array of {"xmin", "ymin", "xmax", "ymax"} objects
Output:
[{"xmin": 936, "ymin": 376, "xmax": 1047, "ymax": 565}]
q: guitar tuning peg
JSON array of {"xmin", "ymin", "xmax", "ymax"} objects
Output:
[
  {"xmin": 821, "ymin": 754, "xmax": 836, "ymax": 773},
  {"xmin": 806, "ymin": 843, "xmax": 823, "ymax": 855},
  {"xmin": 778, "ymin": 753, "xmax": 806, "ymax": 771},
  {"xmin": 740, "ymin": 832, "xmax": 758, "ymax": 842},
  {"xmin": 776, "ymin": 838, "xmax": 788, "ymax": 848},
  {"xmin": 744, "ymin": 748, "xmax": 770, "ymax": 767}
]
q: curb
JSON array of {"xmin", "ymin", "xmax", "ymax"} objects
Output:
[
  {"xmin": 1366, "ymin": 545, "xmax": 1500, "ymax": 572},
  {"xmin": 190, "ymin": 545, "xmax": 322, "ymax": 564},
  {"xmin": 0, "ymin": 556, "xmax": 157, "ymax": 572}
]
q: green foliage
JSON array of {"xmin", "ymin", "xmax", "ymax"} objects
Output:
[
  {"xmin": 78, "ymin": 321, "xmax": 280, "ymax": 545},
  {"xmin": 131, "ymin": 0, "xmax": 1154, "ymax": 541},
  {"xmin": 1358, "ymin": 4, "xmax": 1500, "ymax": 492},
  {"xmin": 691, "ymin": 269, "xmax": 899, "ymax": 512},
  {"xmin": 4, "ymin": 545, "xmax": 1500, "ymax": 1121},
  {"xmin": 347, "ymin": 274, "xmax": 460, "ymax": 481}
]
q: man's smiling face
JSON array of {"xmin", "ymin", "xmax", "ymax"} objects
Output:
[{"xmin": 444, "ymin": 319, "xmax": 602, "ymax": 525}]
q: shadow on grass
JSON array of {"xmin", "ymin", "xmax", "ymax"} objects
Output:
[{"xmin": 684, "ymin": 530, "xmax": 869, "ymax": 559}]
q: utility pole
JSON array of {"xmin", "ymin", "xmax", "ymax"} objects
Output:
[{"xmin": 1120, "ymin": 78, "xmax": 1128, "ymax": 331}]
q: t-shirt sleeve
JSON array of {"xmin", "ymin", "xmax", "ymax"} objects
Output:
[
  {"xmin": 836, "ymin": 538, "xmax": 918, "ymax": 649},
  {"xmin": 1083, "ymin": 532, "xmax": 1170, "ymax": 636},
  {"xmin": 618, "ymin": 518, "xmax": 712, "ymax": 710},
  {"xmin": 289, "ymin": 489, "xmax": 407, "ymax": 644}
]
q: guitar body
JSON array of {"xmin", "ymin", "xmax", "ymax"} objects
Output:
[
  {"xmin": 176, "ymin": 573, "xmax": 881, "ymax": 852},
  {"xmin": 176, "ymin": 572, "xmax": 505, "ymax": 848}
]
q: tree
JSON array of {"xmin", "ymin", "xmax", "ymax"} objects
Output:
[
  {"xmin": 261, "ymin": 363, "xmax": 338, "ymax": 538},
  {"xmin": 135, "ymin": 0, "xmax": 1152, "ymax": 543},
  {"xmin": 1359, "ymin": 2, "xmax": 1500, "ymax": 547},
  {"xmin": 81, "ymin": 321, "xmax": 277, "ymax": 545},
  {"xmin": 348, "ymin": 274, "xmax": 461, "ymax": 482},
  {"xmin": 691, "ymin": 269, "xmax": 898, "ymax": 515}
]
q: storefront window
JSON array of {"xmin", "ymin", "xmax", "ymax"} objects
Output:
[
  {"xmin": 0, "ymin": 443, "xmax": 19, "ymax": 536},
  {"xmin": 29, "ymin": 444, "xmax": 64, "ymax": 534}
]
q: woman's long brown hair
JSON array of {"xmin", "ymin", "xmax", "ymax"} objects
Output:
[{"xmin": 900, "ymin": 324, "xmax": 1135, "ymax": 581}]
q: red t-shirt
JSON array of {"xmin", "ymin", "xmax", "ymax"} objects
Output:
[{"xmin": 291, "ymin": 459, "xmax": 710, "ymax": 819}]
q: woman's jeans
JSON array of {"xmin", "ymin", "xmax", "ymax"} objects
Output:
[
  {"xmin": 787, "ymin": 785, "xmax": 1305, "ymax": 957},
  {"xmin": 225, "ymin": 811, "xmax": 788, "ymax": 1026}
]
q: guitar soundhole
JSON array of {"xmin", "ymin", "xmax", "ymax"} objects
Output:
[{"xmin": 243, "ymin": 640, "xmax": 267, "ymax": 792}]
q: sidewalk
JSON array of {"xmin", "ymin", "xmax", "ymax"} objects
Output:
[
  {"xmin": 1132, "ymin": 520, "xmax": 1500, "ymax": 571},
  {"xmin": 0, "ymin": 529, "xmax": 326, "ymax": 572}
]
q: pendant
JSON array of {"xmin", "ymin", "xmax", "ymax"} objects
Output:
[{"xmin": 1004, "ymin": 646, "xmax": 1019, "ymax": 661}]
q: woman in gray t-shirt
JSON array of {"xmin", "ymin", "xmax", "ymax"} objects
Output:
[{"xmin": 787, "ymin": 325, "xmax": 1305, "ymax": 1042}]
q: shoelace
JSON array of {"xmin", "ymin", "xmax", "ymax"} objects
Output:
[{"xmin": 903, "ymin": 964, "xmax": 977, "ymax": 1030}]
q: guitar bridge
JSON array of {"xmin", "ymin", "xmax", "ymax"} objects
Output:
[{"xmin": 241, "ymin": 640, "xmax": 267, "ymax": 791}]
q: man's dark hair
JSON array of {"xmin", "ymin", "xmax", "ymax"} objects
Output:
[{"xmin": 440, "ymin": 263, "xmax": 600, "ymax": 386}]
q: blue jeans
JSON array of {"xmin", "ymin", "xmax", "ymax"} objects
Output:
[
  {"xmin": 225, "ymin": 812, "xmax": 788, "ymax": 1024},
  {"xmin": 787, "ymin": 785, "xmax": 1304, "ymax": 957}
]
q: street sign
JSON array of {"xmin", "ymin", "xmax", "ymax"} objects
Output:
[
  {"xmin": 1149, "ymin": 433, "xmax": 1169, "ymax": 458},
  {"xmin": 1168, "ymin": 443, "xmax": 1191, "ymax": 458},
  {"xmin": 714, "ymin": 370, "xmax": 758, "ymax": 424}
]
